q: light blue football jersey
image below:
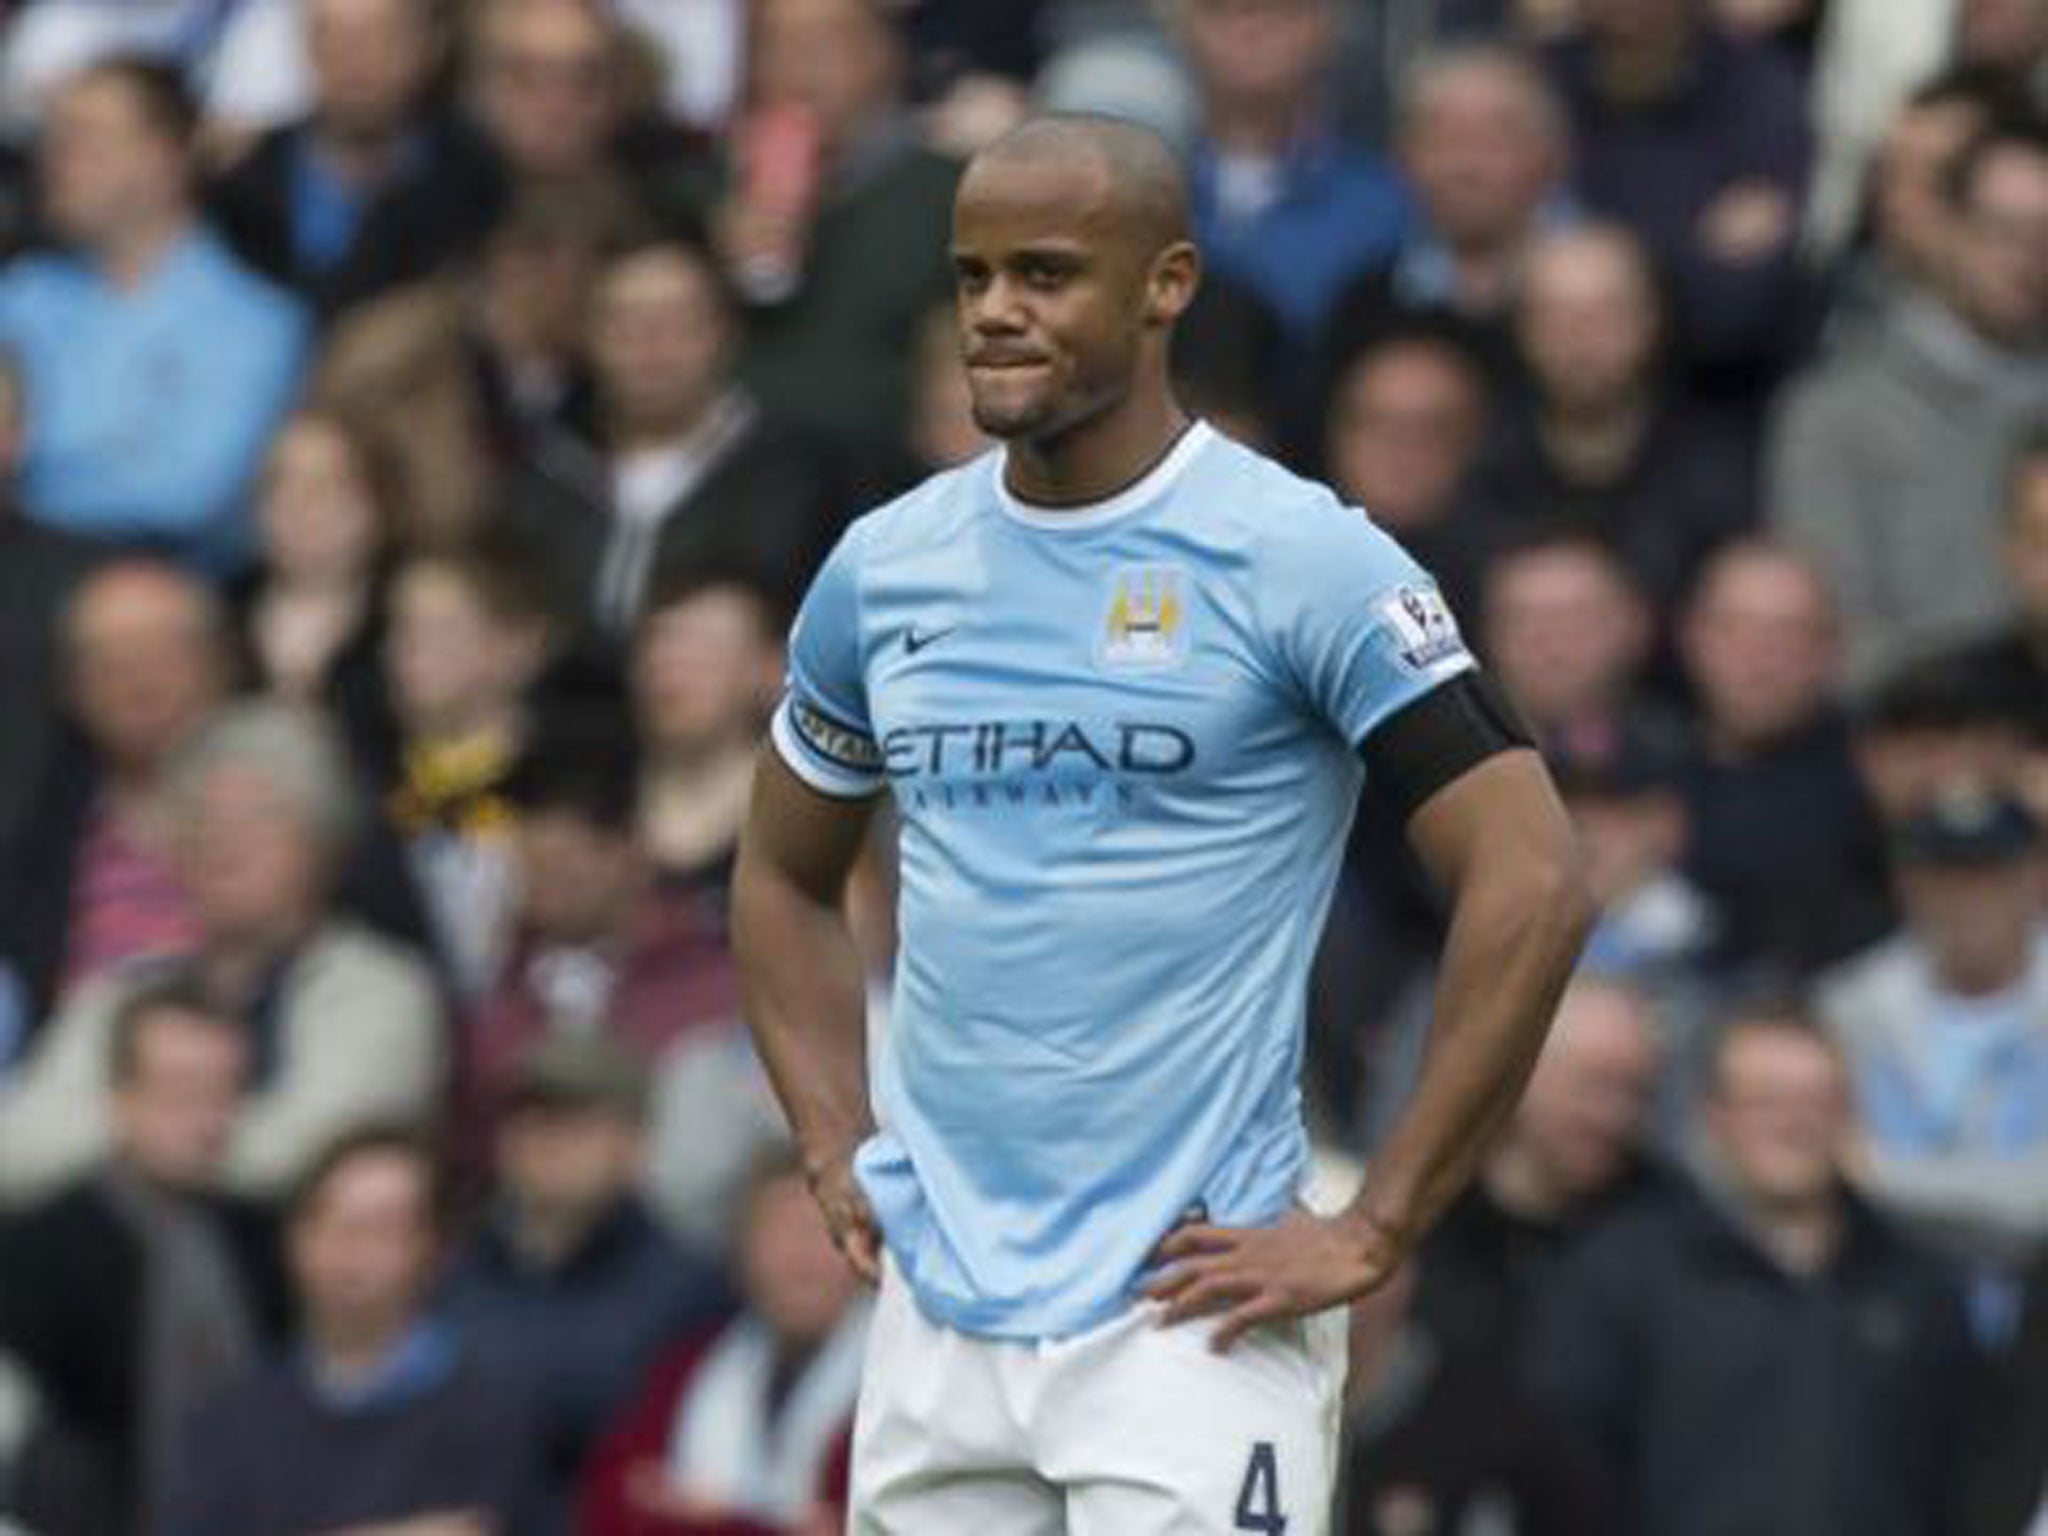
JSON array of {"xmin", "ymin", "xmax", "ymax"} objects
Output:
[{"xmin": 771, "ymin": 422, "xmax": 1474, "ymax": 1339}]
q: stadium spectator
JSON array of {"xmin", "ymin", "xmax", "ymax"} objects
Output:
[
  {"xmin": 1334, "ymin": 1259, "xmax": 1621, "ymax": 1535},
  {"xmin": 374, "ymin": 543, "xmax": 554, "ymax": 998},
  {"xmin": 717, "ymin": 0, "xmax": 959, "ymax": 498},
  {"xmin": 459, "ymin": 708, "xmax": 741, "ymax": 1170},
  {"xmin": 1772, "ymin": 115, "xmax": 2048, "ymax": 691},
  {"xmin": 1851, "ymin": 653, "xmax": 2031, "ymax": 826},
  {"xmin": 0, "ymin": 57, "xmax": 308, "ymax": 570},
  {"xmin": 1819, "ymin": 783, "xmax": 2048, "ymax": 1318},
  {"xmin": 1466, "ymin": 224, "xmax": 1756, "ymax": 614},
  {"xmin": 903, "ymin": 298, "xmax": 989, "ymax": 475},
  {"xmin": 1677, "ymin": 538, "xmax": 1895, "ymax": 973},
  {"xmin": 0, "ymin": 974, "xmax": 285, "ymax": 1536},
  {"xmin": 1546, "ymin": 0, "xmax": 1816, "ymax": 401},
  {"xmin": 1326, "ymin": 44, "xmax": 1573, "ymax": 385},
  {"xmin": 1955, "ymin": 0, "xmax": 2048, "ymax": 90},
  {"xmin": 0, "ymin": 560, "xmax": 229, "ymax": 1025},
  {"xmin": 444, "ymin": 1036, "xmax": 730, "ymax": 1532},
  {"xmin": 1319, "ymin": 328, "xmax": 1494, "ymax": 623},
  {"xmin": 1176, "ymin": 0, "xmax": 1407, "ymax": 347},
  {"xmin": 164, "ymin": 1127, "xmax": 544, "ymax": 1536},
  {"xmin": 579, "ymin": 1148, "xmax": 868, "ymax": 1536},
  {"xmin": 1942, "ymin": 426, "xmax": 2048, "ymax": 738},
  {"xmin": 499, "ymin": 234, "xmax": 834, "ymax": 652},
  {"xmin": 634, "ymin": 570, "xmax": 786, "ymax": 890},
  {"xmin": 314, "ymin": 178, "xmax": 625, "ymax": 547},
  {"xmin": 208, "ymin": 0, "xmax": 497, "ymax": 323},
  {"xmin": 1408, "ymin": 977, "xmax": 1666, "ymax": 1353},
  {"xmin": 0, "ymin": 702, "xmax": 445, "ymax": 1206},
  {"xmin": 233, "ymin": 408, "xmax": 400, "ymax": 757},
  {"xmin": 0, "ymin": 350, "xmax": 102, "ymax": 862},
  {"xmin": 1527, "ymin": 1008, "xmax": 1974, "ymax": 1536},
  {"xmin": 1964, "ymin": 1251, "xmax": 2048, "ymax": 1534},
  {"xmin": 1480, "ymin": 529, "xmax": 1654, "ymax": 741}
]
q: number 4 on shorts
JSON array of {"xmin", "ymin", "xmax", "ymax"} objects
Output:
[{"xmin": 1233, "ymin": 1441, "xmax": 1287, "ymax": 1533}]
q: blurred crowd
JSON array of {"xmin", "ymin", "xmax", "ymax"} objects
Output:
[{"xmin": 0, "ymin": 0, "xmax": 2042, "ymax": 1532}]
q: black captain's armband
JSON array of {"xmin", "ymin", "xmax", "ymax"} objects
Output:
[{"xmin": 1357, "ymin": 670, "xmax": 1534, "ymax": 822}]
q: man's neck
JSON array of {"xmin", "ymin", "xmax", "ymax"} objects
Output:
[
  {"xmin": 1935, "ymin": 945, "xmax": 2031, "ymax": 999},
  {"xmin": 1538, "ymin": 395, "xmax": 1651, "ymax": 484},
  {"xmin": 408, "ymin": 704, "xmax": 520, "ymax": 757},
  {"xmin": 1742, "ymin": 1190, "xmax": 1842, "ymax": 1275},
  {"xmin": 1593, "ymin": 27, "xmax": 1698, "ymax": 104},
  {"xmin": 644, "ymin": 739, "xmax": 755, "ymax": 871},
  {"xmin": 1206, "ymin": 96, "xmax": 1304, "ymax": 159},
  {"xmin": 96, "ymin": 212, "xmax": 187, "ymax": 291},
  {"xmin": 1003, "ymin": 386, "xmax": 1190, "ymax": 508},
  {"xmin": 312, "ymin": 115, "xmax": 412, "ymax": 187},
  {"xmin": 608, "ymin": 399, "xmax": 717, "ymax": 456},
  {"xmin": 309, "ymin": 1316, "xmax": 415, "ymax": 1388},
  {"xmin": 507, "ymin": 1196, "xmax": 612, "ymax": 1271},
  {"xmin": 1483, "ymin": 1142, "xmax": 1572, "ymax": 1222}
]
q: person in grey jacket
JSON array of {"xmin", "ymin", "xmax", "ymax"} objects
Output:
[{"xmin": 1770, "ymin": 114, "xmax": 2048, "ymax": 693}]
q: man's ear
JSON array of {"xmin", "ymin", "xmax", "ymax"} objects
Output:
[{"xmin": 1145, "ymin": 240, "xmax": 1201, "ymax": 328}]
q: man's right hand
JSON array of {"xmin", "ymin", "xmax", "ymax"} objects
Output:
[{"xmin": 808, "ymin": 1149, "xmax": 882, "ymax": 1284}]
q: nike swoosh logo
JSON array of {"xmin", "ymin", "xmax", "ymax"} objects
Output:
[{"xmin": 904, "ymin": 626, "xmax": 956, "ymax": 655}]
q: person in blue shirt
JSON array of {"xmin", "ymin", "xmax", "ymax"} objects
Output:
[
  {"xmin": 734, "ymin": 113, "xmax": 1591, "ymax": 1532},
  {"xmin": 0, "ymin": 57, "xmax": 309, "ymax": 572}
]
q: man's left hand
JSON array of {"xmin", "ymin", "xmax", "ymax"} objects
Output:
[{"xmin": 1141, "ymin": 1210, "xmax": 1405, "ymax": 1352}]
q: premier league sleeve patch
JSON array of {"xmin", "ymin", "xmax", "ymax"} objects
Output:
[{"xmin": 1376, "ymin": 584, "xmax": 1468, "ymax": 672}]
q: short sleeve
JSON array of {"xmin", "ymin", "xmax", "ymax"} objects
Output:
[
  {"xmin": 770, "ymin": 524, "xmax": 885, "ymax": 798},
  {"xmin": 1269, "ymin": 502, "xmax": 1475, "ymax": 748}
]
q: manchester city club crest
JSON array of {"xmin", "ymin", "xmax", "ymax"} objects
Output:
[{"xmin": 1097, "ymin": 564, "xmax": 1191, "ymax": 669}]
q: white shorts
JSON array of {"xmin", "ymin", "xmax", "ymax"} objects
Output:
[{"xmin": 849, "ymin": 1259, "xmax": 1349, "ymax": 1535}]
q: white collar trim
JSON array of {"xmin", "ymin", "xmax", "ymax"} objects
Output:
[{"xmin": 991, "ymin": 421, "xmax": 1214, "ymax": 531}]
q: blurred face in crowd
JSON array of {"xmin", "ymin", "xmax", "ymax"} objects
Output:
[
  {"xmin": 1875, "ymin": 97, "xmax": 1986, "ymax": 284},
  {"xmin": 592, "ymin": 246, "xmax": 730, "ymax": 444},
  {"xmin": 1899, "ymin": 854, "xmax": 2040, "ymax": 994},
  {"xmin": 1582, "ymin": 0, "xmax": 1701, "ymax": 54},
  {"xmin": 1681, "ymin": 544, "xmax": 1839, "ymax": 750},
  {"xmin": 751, "ymin": 0, "xmax": 902, "ymax": 152},
  {"xmin": 386, "ymin": 561, "xmax": 543, "ymax": 735},
  {"xmin": 1400, "ymin": 55, "xmax": 1567, "ymax": 252},
  {"xmin": 1707, "ymin": 1022, "xmax": 1850, "ymax": 1214},
  {"xmin": 741, "ymin": 1169, "xmax": 862, "ymax": 1349},
  {"xmin": 1948, "ymin": 140, "xmax": 2048, "ymax": 344},
  {"xmin": 1957, "ymin": 0, "xmax": 2048, "ymax": 71},
  {"xmin": 259, "ymin": 414, "xmax": 387, "ymax": 589},
  {"xmin": 1498, "ymin": 981, "xmax": 1659, "ymax": 1209},
  {"xmin": 1518, "ymin": 227, "xmax": 1661, "ymax": 417},
  {"xmin": 634, "ymin": 586, "xmax": 783, "ymax": 758},
  {"xmin": 1483, "ymin": 543, "xmax": 1648, "ymax": 730},
  {"xmin": 911, "ymin": 302, "xmax": 990, "ymax": 470},
  {"xmin": 1570, "ymin": 786, "xmax": 1688, "ymax": 906},
  {"xmin": 290, "ymin": 1147, "xmax": 440, "ymax": 1352},
  {"xmin": 176, "ymin": 760, "xmax": 332, "ymax": 948},
  {"xmin": 497, "ymin": 1100, "xmax": 641, "ymax": 1228},
  {"xmin": 514, "ymin": 808, "xmax": 641, "ymax": 945},
  {"xmin": 1325, "ymin": 339, "xmax": 1487, "ymax": 534},
  {"xmin": 40, "ymin": 71, "xmax": 189, "ymax": 249},
  {"xmin": 111, "ymin": 1005, "xmax": 247, "ymax": 1191},
  {"xmin": 1856, "ymin": 718, "xmax": 2023, "ymax": 823},
  {"xmin": 480, "ymin": 215, "xmax": 603, "ymax": 359},
  {"xmin": 1180, "ymin": 0, "xmax": 1334, "ymax": 120},
  {"xmin": 2007, "ymin": 454, "xmax": 2048, "ymax": 625},
  {"xmin": 67, "ymin": 565, "xmax": 227, "ymax": 775},
  {"xmin": 308, "ymin": 0, "xmax": 441, "ymax": 141},
  {"xmin": 471, "ymin": 0, "xmax": 620, "ymax": 180}
]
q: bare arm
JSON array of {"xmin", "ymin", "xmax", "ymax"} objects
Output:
[
  {"xmin": 731, "ymin": 746, "xmax": 884, "ymax": 1278},
  {"xmin": 1150, "ymin": 748, "xmax": 1592, "ymax": 1347}
]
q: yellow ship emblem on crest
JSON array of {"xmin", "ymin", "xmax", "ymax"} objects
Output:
[{"xmin": 1098, "ymin": 564, "xmax": 1190, "ymax": 668}]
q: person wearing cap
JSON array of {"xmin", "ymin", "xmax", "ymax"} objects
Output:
[
  {"xmin": 1817, "ymin": 779, "xmax": 2048, "ymax": 1336},
  {"xmin": 442, "ymin": 1034, "xmax": 732, "ymax": 1533}
]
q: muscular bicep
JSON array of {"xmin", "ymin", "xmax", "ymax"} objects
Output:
[
  {"xmin": 739, "ymin": 745, "xmax": 883, "ymax": 907},
  {"xmin": 1403, "ymin": 748, "xmax": 1577, "ymax": 897}
]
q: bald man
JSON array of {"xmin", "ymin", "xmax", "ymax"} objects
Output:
[{"xmin": 735, "ymin": 114, "xmax": 1591, "ymax": 1533}]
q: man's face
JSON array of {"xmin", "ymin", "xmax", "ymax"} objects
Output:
[
  {"xmin": 386, "ymin": 563, "xmax": 537, "ymax": 732},
  {"xmin": 1899, "ymin": 858, "xmax": 2040, "ymax": 991},
  {"xmin": 1517, "ymin": 235, "xmax": 1659, "ymax": 414},
  {"xmin": 2005, "ymin": 460, "xmax": 2048, "ymax": 625},
  {"xmin": 1181, "ymin": 0, "xmax": 1332, "ymax": 114},
  {"xmin": 1707, "ymin": 1027, "xmax": 1849, "ymax": 1209},
  {"xmin": 289, "ymin": 1151, "xmax": 437, "ymax": 1342},
  {"xmin": 496, "ymin": 1102, "xmax": 640, "ymax": 1224},
  {"xmin": 951, "ymin": 154, "xmax": 1185, "ymax": 446},
  {"xmin": 634, "ymin": 587, "xmax": 781, "ymax": 755},
  {"xmin": 177, "ymin": 762, "xmax": 328, "ymax": 946},
  {"xmin": 1512, "ymin": 984, "xmax": 1658, "ymax": 1203},
  {"xmin": 471, "ymin": 0, "xmax": 618, "ymax": 180},
  {"xmin": 111, "ymin": 1008, "xmax": 246, "ymax": 1190},
  {"xmin": 40, "ymin": 75, "xmax": 185, "ymax": 248},
  {"xmin": 591, "ymin": 249, "xmax": 728, "ymax": 439},
  {"xmin": 1571, "ymin": 789, "xmax": 1687, "ymax": 906},
  {"xmin": 1325, "ymin": 344, "xmax": 1484, "ymax": 532},
  {"xmin": 514, "ymin": 809, "xmax": 640, "ymax": 944},
  {"xmin": 1681, "ymin": 551, "xmax": 1837, "ymax": 747},
  {"xmin": 1402, "ymin": 64, "xmax": 1563, "ymax": 250},
  {"xmin": 68, "ymin": 568, "xmax": 225, "ymax": 772},
  {"xmin": 751, "ymin": 0, "xmax": 900, "ymax": 151},
  {"xmin": 259, "ymin": 416, "xmax": 385, "ymax": 587},
  {"xmin": 309, "ymin": 0, "xmax": 438, "ymax": 139},
  {"xmin": 1875, "ymin": 101, "xmax": 1982, "ymax": 281},
  {"xmin": 1950, "ymin": 145, "xmax": 2048, "ymax": 344},
  {"xmin": 1483, "ymin": 548, "xmax": 1645, "ymax": 729}
]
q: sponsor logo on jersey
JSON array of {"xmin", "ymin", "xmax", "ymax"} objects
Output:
[{"xmin": 1098, "ymin": 564, "xmax": 1190, "ymax": 669}]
